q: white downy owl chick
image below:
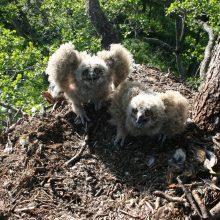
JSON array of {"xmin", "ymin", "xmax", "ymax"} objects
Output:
[
  {"xmin": 46, "ymin": 43, "xmax": 133, "ymax": 124},
  {"xmin": 110, "ymin": 81, "xmax": 166, "ymax": 146},
  {"xmin": 159, "ymin": 90, "xmax": 188, "ymax": 137}
]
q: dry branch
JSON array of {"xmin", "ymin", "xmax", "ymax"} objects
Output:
[
  {"xmin": 210, "ymin": 201, "xmax": 220, "ymax": 218},
  {"xmin": 153, "ymin": 190, "xmax": 186, "ymax": 203},
  {"xmin": 119, "ymin": 209, "xmax": 140, "ymax": 219},
  {"xmin": 192, "ymin": 190, "xmax": 209, "ymax": 219},
  {"xmin": 64, "ymin": 135, "xmax": 88, "ymax": 166},
  {"xmin": 196, "ymin": 20, "xmax": 217, "ymax": 79},
  {"xmin": 177, "ymin": 176, "xmax": 202, "ymax": 217}
]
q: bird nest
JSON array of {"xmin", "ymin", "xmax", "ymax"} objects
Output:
[{"xmin": 1, "ymin": 65, "xmax": 220, "ymax": 220}]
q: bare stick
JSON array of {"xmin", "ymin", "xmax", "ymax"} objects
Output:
[
  {"xmin": 210, "ymin": 201, "xmax": 220, "ymax": 218},
  {"xmin": 14, "ymin": 206, "xmax": 36, "ymax": 212},
  {"xmin": 192, "ymin": 190, "xmax": 209, "ymax": 219},
  {"xmin": 177, "ymin": 176, "xmax": 202, "ymax": 217},
  {"xmin": 153, "ymin": 190, "xmax": 186, "ymax": 203},
  {"xmin": 119, "ymin": 209, "xmax": 140, "ymax": 219},
  {"xmin": 64, "ymin": 135, "xmax": 88, "ymax": 166},
  {"xmin": 155, "ymin": 197, "xmax": 161, "ymax": 210},
  {"xmin": 212, "ymin": 134, "xmax": 220, "ymax": 148}
]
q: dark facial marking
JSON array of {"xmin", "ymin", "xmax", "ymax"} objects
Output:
[
  {"xmin": 94, "ymin": 67, "xmax": 103, "ymax": 76},
  {"xmin": 82, "ymin": 68, "xmax": 89, "ymax": 78}
]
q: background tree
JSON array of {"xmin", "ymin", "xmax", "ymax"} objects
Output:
[
  {"xmin": 192, "ymin": 36, "xmax": 220, "ymax": 133},
  {"xmin": 85, "ymin": 0, "xmax": 119, "ymax": 48},
  {"xmin": 168, "ymin": 0, "xmax": 220, "ymax": 133}
]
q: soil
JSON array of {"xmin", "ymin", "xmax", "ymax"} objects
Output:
[{"xmin": 1, "ymin": 65, "xmax": 220, "ymax": 220}]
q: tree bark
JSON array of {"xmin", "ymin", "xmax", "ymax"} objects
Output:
[
  {"xmin": 192, "ymin": 36, "xmax": 220, "ymax": 133},
  {"xmin": 85, "ymin": 0, "xmax": 119, "ymax": 49}
]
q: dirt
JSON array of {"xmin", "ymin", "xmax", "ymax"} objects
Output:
[{"xmin": 1, "ymin": 65, "xmax": 220, "ymax": 220}]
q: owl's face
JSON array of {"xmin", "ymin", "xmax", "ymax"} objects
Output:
[
  {"xmin": 76, "ymin": 57, "xmax": 109, "ymax": 85},
  {"xmin": 127, "ymin": 93, "xmax": 165, "ymax": 129}
]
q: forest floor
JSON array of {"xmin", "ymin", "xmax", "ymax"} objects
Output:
[{"xmin": 1, "ymin": 65, "xmax": 220, "ymax": 220}]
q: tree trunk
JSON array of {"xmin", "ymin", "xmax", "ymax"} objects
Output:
[
  {"xmin": 192, "ymin": 36, "xmax": 220, "ymax": 133},
  {"xmin": 85, "ymin": 0, "xmax": 119, "ymax": 49},
  {"xmin": 175, "ymin": 16, "xmax": 186, "ymax": 77}
]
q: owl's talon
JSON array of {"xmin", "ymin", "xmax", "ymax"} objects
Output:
[
  {"xmin": 94, "ymin": 101, "xmax": 102, "ymax": 111},
  {"xmin": 157, "ymin": 134, "xmax": 167, "ymax": 146},
  {"xmin": 114, "ymin": 135, "xmax": 125, "ymax": 147},
  {"xmin": 74, "ymin": 114, "xmax": 90, "ymax": 125}
]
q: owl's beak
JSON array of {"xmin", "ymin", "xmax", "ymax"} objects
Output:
[
  {"xmin": 87, "ymin": 72, "xmax": 99, "ymax": 81},
  {"xmin": 136, "ymin": 112, "xmax": 149, "ymax": 127}
]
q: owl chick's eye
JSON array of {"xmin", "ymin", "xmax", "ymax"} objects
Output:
[
  {"xmin": 82, "ymin": 69, "xmax": 89, "ymax": 76},
  {"xmin": 144, "ymin": 109, "xmax": 152, "ymax": 117},
  {"xmin": 132, "ymin": 108, "xmax": 138, "ymax": 114},
  {"xmin": 94, "ymin": 67, "xmax": 103, "ymax": 75}
]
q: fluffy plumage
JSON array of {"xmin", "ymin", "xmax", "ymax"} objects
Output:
[
  {"xmin": 110, "ymin": 81, "xmax": 165, "ymax": 146},
  {"xmin": 110, "ymin": 81, "xmax": 188, "ymax": 146},
  {"xmin": 159, "ymin": 90, "xmax": 188, "ymax": 137},
  {"xmin": 46, "ymin": 43, "xmax": 133, "ymax": 124}
]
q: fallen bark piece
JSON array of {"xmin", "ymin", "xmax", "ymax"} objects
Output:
[{"xmin": 153, "ymin": 190, "xmax": 186, "ymax": 203}]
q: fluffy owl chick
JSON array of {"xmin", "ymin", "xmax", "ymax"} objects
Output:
[
  {"xmin": 110, "ymin": 81, "xmax": 166, "ymax": 146},
  {"xmin": 46, "ymin": 43, "xmax": 133, "ymax": 124},
  {"xmin": 97, "ymin": 44, "xmax": 133, "ymax": 88},
  {"xmin": 159, "ymin": 90, "xmax": 188, "ymax": 137},
  {"xmin": 46, "ymin": 42, "xmax": 112, "ymax": 124}
]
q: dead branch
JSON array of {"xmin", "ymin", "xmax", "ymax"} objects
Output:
[
  {"xmin": 155, "ymin": 197, "xmax": 161, "ymax": 210},
  {"xmin": 153, "ymin": 190, "xmax": 186, "ymax": 203},
  {"xmin": 177, "ymin": 176, "xmax": 202, "ymax": 217},
  {"xmin": 144, "ymin": 38, "xmax": 174, "ymax": 52},
  {"xmin": 210, "ymin": 200, "xmax": 220, "ymax": 218},
  {"xmin": 192, "ymin": 190, "xmax": 209, "ymax": 219},
  {"xmin": 212, "ymin": 133, "xmax": 220, "ymax": 149},
  {"xmin": 14, "ymin": 206, "xmax": 36, "ymax": 212},
  {"xmin": 196, "ymin": 19, "xmax": 217, "ymax": 79},
  {"xmin": 119, "ymin": 209, "xmax": 140, "ymax": 219},
  {"xmin": 64, "ymin": 135, "xmax": 88, "ymax": 166}
]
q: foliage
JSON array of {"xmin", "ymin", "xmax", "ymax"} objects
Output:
[
  {"xmin": 167, "ymin": 0, "xmax": 220, "ymax": 75},
  {"xmin": 167, "ymin": 0, "xmax": 220, "ymax": 32},
  {"xmin": 186, "ymin": 76, "xmax": 201, "ymax": 90},
  {"xmin": 123, "ymin": 39, "xmax": 176, "ymax": 72},
  {"xmin": 0, "ymin": 25, "xmax": 48, "ymax": 127}
]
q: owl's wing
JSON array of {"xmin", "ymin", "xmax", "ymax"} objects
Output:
[
  {"xmin": 159, "ymin": 90, "xmax": 188, "ymax": 135},
  {"xmin": 46, "ymin": 42, "xmax": 81, "ymax": 92},
  {"xmin": 97, "ymin": 44, "xmax": 133, "ymax": 87}
]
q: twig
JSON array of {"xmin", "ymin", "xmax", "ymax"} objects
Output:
[
  {"xmin": 192, "ymin": 190, "xmax": 209, "ymax": 219},
  {"xmin": 145, "ymin": 201, "xmax": 154, "ymax": 213},
  {"xmin": 177, "ymin": 176, "xmax": 202, "ymax": 217},
  {"xmin": 155, "ymin": 197, "xmax": 161, "ymax": 210},
  {"xmin": 119, "ymin": 209, "xmax": 140, "ymax": 219},
  {"xmin": 14, "ymin": 206, "xmax": 36, "ymax": 212},
  {"xmin": 212, "ymin": 134, "xmax": 220, "ymax": 149},
  {"xmin": 64, "ymin": 135, "xmax": 88, "ymax": 166},
  {"xmin": 200, "ymin": 178, "xmax": 220, "ymax": 191},
  {"xmin": 153, "ymin": 190, "xmax": 186, "ymax": 203},
  {"xmin": 210, "ymin": 200, "xmax": 220, "ymax": 218},
  {"xmin": 4, "ymin": 118, "xmax": 23, "ymax": 134}
]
